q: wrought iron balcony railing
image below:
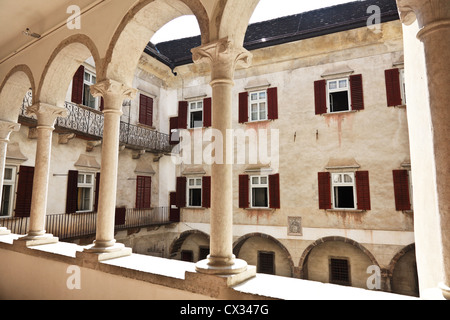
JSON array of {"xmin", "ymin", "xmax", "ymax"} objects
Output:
[{"xmin": 19, "ymin": 91, "xmax": 173, "ymax": 154}]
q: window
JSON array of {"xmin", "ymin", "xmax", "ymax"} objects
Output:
[
  {"xmin": 399, "ymin": 69, "xmax": 406, "ymax": 105},
  {"xmin": 249, "ymin": 90, "xmax": 268, "ymax": 122},
  {"xmin": 82, "ymin": 70, "xmax": 98, "ymax": 109},
  {"xmin": 136, "ymin": 176, "xmax": 152, "ymax": 209},
  {"xmin": 189, "ymin": 100, "xmax": 203, "ymax": 129},
  {"xmin": 77, "ymin": 173, "xmax": 94, "ymax": 212},
  {"xmin": 187, "ymin": 177, "xmax": 202, "ymax": 208},
  {"xmin": 258, "ymin": 251, "xmax": 275, "ymax": 275},
  {"xmin": 331, "ymin": 173, "xmax": 356, "ymax": 209},
  {"xmin": 139, "ymin": 94, "xmax": 153, "ymax": 127},
  {"xmin": 1, "ymin": 167, "xmax": 16, "ymax": 217},
  {"xmin": 385, "ymin": 68, "xmax": 406, "ymax": 107},
  {"xmin": 393, "ymin": 170, "xmax": 412, "ymax": 211},
  {"xmin": 250, "ymin": 175, "xmax": 269, "ymax": 208},
  {"xmin": 329, "ymin": 258, "xmax": 351, "ymax": 286},
  {"xmin": 327, "ymin": 78, "xmax": 350, "ymax": 113}
]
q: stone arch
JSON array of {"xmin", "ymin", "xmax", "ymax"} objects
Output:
[
  {"xmin": 36, "ymin": 34, "xmax": 101, "ymax": 108},
  {"xmin": 298, "ymin": 236, "xmax": 379, "ymax": 278},
  {"xmin": 103, "ymin": 0, "xmax": 210, "ymax": 87},
  {"xmin": 233, "ymin": 232, "xmax": 295, "ymax": 277},
  {"xmin": 169, "ymin": 229, "xmax": 210, "ymax": 259},
  {"xmin": 389, "ymin": 243, "xmax": 419, "ymax": 297},
  {"xmin": 0, "ymin": 64, "xmax": 35, "ymax": 122}
]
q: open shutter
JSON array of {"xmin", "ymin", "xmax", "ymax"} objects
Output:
[
  {"xmin": 170, "ymin": 117, "xmax": 179, "ymax": 145},
  {"xmin": 356, "ymin": 171, "xmax": 371, "ymax": 210},
  {"xmin": 314, "ymin": 80, "xmax": 327, "ymax": 115},
  {"xmin": 15, "ymin": 166, "xmax": 34, "ymax": 217},
  {"xmin": 139, "ymin": 94, "xmax": 153, "ymax": 127},
  {"xmin": 385, "ymin": 69, "xmax": 402, "ymax": 107},
  {"xmin": 203, "ymin": 97, "xmax": 212, "ymax": 128},
  {"xmin": 99, "ymin": 97, "xmax": 105, "ymax": 112},
  {"xmin": 350, "ymin": 74, "xmax": 365, "ymax": 111},
  {"xmin": 71, "ymin": 65, "xmax": 84, "ymax": 104},
  {"xmin": 267, "ymin": 87, "xmax": 278, "ymax": 120},
  {"xmin": 239, "ymin": 92, "xmax": 249, "ymax": 124},
  {"xmin": 178, "ymin": 101, "xmax": 188, "ymax": 129},
  {"xmin": 169, "ymin": 192, "xmax": 180, "ymax": 222},
  {"xmin": 176, "ymin": 177, "xmax": 187, "ymax": 208},
  {"xmin": 115, "ymin": 207, "xmax": 126, "ymax": 226},
  {"xmin": 65, "ymin": 170, "xmax": 79, "ymax": 214},
  {"xmin": 269, "ymin": 173, "xmax": 281, "ymax": 209},
  {"xmin": 318, "ymin": 172, "xmax": 332, "ymax": 210},
  {"xmin": 239, "ymin": 175, "xmax": 249, "ymax": 209},
  {"xmin": 202, "ymin": 176, "xmax": 211, "ymax": 208},
  {"xmin": 94, "ymin": 172, "xmax": 100, "ymax": 212},
  {"xmin": 393, "ymin": 170, "xmax": 411, "ymax": 211}
]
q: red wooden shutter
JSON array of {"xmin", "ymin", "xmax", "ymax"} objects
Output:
[
  {"xmin": 139, "ymin": 94, "xmax": 154, "ymax": 127},
  {"xmin": 393, "ymin": 170, "xmax": 411, "ymax": 211},
  {"xmin": 136, "ymin": 176, "xmax": 152, "ymax": 209},
  {"xmin": 202, "ymin": 176, "xmax": 211, "ymax": 208},
  {"xmin": 99, "ymin": 97, "xmax": 105, "ymax": 112},
  {"xmin": 94, "ymin": 172, "xmax": 100, "ymax": 212},
  {"xmin": 385, "ymin": 69, "xmax": 402, "ymax": 107},
  {"xmin": 15, "ymin": 166, "xmax": 34, "ymax": 217},
  {"xmin": 65, "ymin": 170, "xmax": 79, "ymax": 214},
  {"xmin": 239, "ymin": 92, "xmax": 249, "ymax": 123},
  {"xmin": 239, "ymin": 175, "xmax": 249, "ymax": 209},
  {"xmin": 314, "ymin": 80, "xmax": 327, "ymax": 115},
  {"xmin": 267, "ymin": 87, "xmax": 278, "ymax": 120},
  {"xmin": 170, "ymin": 117, "xmax": 179, "ymax": 145},
  {"xmin": 318, "ymin": 172, "xmax": 332, "ymax": 210},
  {"xmin": 115, "ymin": 207, "xmax": 126, "ymax": 226},
  {"xmin": 203, "ymin": 97, "xmax": 212, "ymax": 128},
  {"xmin": 71, "ymin": 65, "xmax": 84, "ymax": 105},
  {"xmin": 269, "ymin": 173, "xmax": 281, "ymax": 209},
  {"xmin": 178, "ymin": 101, "xmax": 188, "ymax": 129},
  {"xmin": 356, "ymin": 171, "xmax": 371, "ymax": 210},
  {"xmin": 169, "ymin": 192, "xmax": 180, "ymax": 222},
  {"xmin": 350, "ymin": 74, "xmax": 365, "ymax": 111},
  {"xmin": 176, "ymin": 177, "xmax": 187, "ymax": 208}
]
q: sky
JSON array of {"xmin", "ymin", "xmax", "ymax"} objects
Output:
[{"xmin": 151, "ymin": 0, "xmax": 357, "ymax": 43}]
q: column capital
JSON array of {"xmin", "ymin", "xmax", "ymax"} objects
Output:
[
  {"xmin": 26, "ymin": 103, "xmax": 68, "ymax": 128},
  {"xmin": 191, "ymin": 37, "xmax": 252, "ymax": 83},
  {"xmin": 397, "ymin": 0, "xmax": 450, "ymax": 28},
  {"xmin": 0, "ymin": 120, "xmax": 20, "ymax": 141},
  {"xmin": 91, "ymin": 79, "xmax": 137, "ymax": 111}
]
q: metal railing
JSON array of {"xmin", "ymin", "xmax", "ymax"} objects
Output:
[{"xmin": 0, "ymin": 207, "xmax": 171, "ymax": 241}]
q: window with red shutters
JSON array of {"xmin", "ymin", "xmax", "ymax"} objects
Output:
[
  {"xmin": 202, "ymin": 176, "xmax": 211, "ymax": 208},
  {"xmin": 136, "ymin": 176, "xmax": 152, "ymax": 209},
  {"xmin": 203, "ymin": 97, "xmax": 212, "ymax": 128},
  {"xmin": 71, "ymin": 65, "xmax": 84, "ymax": 105},
  {"xmin": 385, "ymin": 68, "xmax": 403, "ymax": 107},
  {"xmin": 269, "ymin": 173, "xmax": 281, "ymax": 209},
  {"xmin": 267, "ymin": 87, "xmax": 279, "ymax": 120},
  {"xmin": 314, "ymin": 80, "xmax": 327, "ymax": 115},
  {"xmin": 15, "ymin": 166, "xmax": 34, "ymax": 218},
  {"xmin": 239, "ymin": 92, "xmax": 249, "ymax": 123},
  {"xmin": 176, "ymin": 176, "xmax": 187, "ymax": 208},
  {"xmin": 178, "ymin": 101, "xmax": 188, "ymax": 129},
  {"xmin": 356, "ymin": 171, "xmax": 371, "ymax": 210},
  {"xmin": 66, "ymin": 170, "xmax": 79, "ymax": 214},
  {"xmin": 139, "ymin": 94, "xmax": 153, "ymax": 127},
  {"xmin": 239, "ymin": 175, "xmax": 249, "ymax": 209},
  {"xmin": 350, "ymin": 74, "xmax": 365, "ymax": 111},
  {"xmin": 318, "ymin": 172, "xmax": 332, "ymax": 210},
  {"xmin": 393, "ymin": 170, "xmax": 411, "ymax": 211}
]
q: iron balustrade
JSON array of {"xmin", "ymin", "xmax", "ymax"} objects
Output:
[{"xmin": 0, "ymin": 207, "xmax": 171, "ymax": 241}]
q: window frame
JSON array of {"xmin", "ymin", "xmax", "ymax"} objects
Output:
[
  {"xmin": 326, "ymin": 78, "xmax": 351, "ymax": 113},
  {"xmin": 77, "ymin": 172, "xmax": 95, "ymax": 213},
  {"xmin": 250, "ymin": 175, "xmax": 269, "ymax": 209},
  {"xmin": 188, "ymin": 100, "xmax": 204, "ymax": 129},
  {"xmin": 329, "ymin": 257, "xmax": 352, "ymax": 286},
  {"xmin": 257, "ymin": 251, "xmax": 275, "ymax": 275},
  {"xmin": 187, "ymin": 177, "xmax": 203, "ymax": 208},
  {"xmin": 1, "ymin": 166, "xmax": 17, "ymax": 217},
  {"xmin": 82, "ymin": 69, "xmax": 99, "ymax": 110},
  {"xmin": 248, "ymin": 90, "xmax": 268, "ymax": 122},
  {"xmin": 399, "ymin": 68, "xmax": 407, "ymax": 105},
  {"xmin": 331, "ymin": 172, "xmax": 357, "ymax": 210}
]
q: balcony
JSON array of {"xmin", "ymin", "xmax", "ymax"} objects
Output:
[{"xmin": 19, "ymin": 91, "xmax": 173, "ymax": 154}]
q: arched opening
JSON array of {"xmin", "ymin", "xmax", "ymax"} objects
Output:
[
  {"xmin": 389, "ymin": 244, "xmax": 419, "ymax": 297},
  {"xmin": 169, "ymin": 230, "xmax": 210, "ymax": 262},
  {"xmin": 233, "ymin": 233, "xmax": 294, "ymax": 277}
]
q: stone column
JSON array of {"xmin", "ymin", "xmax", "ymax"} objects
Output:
[
  {"xmin": 83, "ymin": 79, "xmax": 136, "ymax": 256},
  {"xmin": 0, "ymin": 120, "xmax": 20, "ymax": 235},
  {"xmin": 191, "ymin": 38, "xmax": 254, "ymax": 276},
  {"xmin": 397, "ymin": 0, "xmax": 450, "ymax": 299},
  {"xmin": 20, "ymin": 103, "xmax": 67, "ymax": 245}
]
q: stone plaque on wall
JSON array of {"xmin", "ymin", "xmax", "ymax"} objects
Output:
[{"xmin": 288, "ymin": 217, "xmax": 302, "ymax": 236}]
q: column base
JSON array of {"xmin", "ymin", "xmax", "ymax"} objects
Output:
[
  {"xmin": 439, "ymin": 282, "xmax": 450, "ymax": 300},
  {"xmin": 196, "ymin": 257, "xmax": 250, "ymax": 276},
  {"xmin": 17, "ymin": 233, "xmax": 58, "ymax": 246},
  {"xmin": 81, "ymin": 242, "xmax": 132, "ymax": 262},
  {"xmin": 0, "ymin": 227, "xmax": 11, "ymax": 236}
]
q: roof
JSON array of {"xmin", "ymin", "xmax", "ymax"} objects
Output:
[{"xmin": 144, "ymin": 0, "xmax": 399, "ymax": 70}]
